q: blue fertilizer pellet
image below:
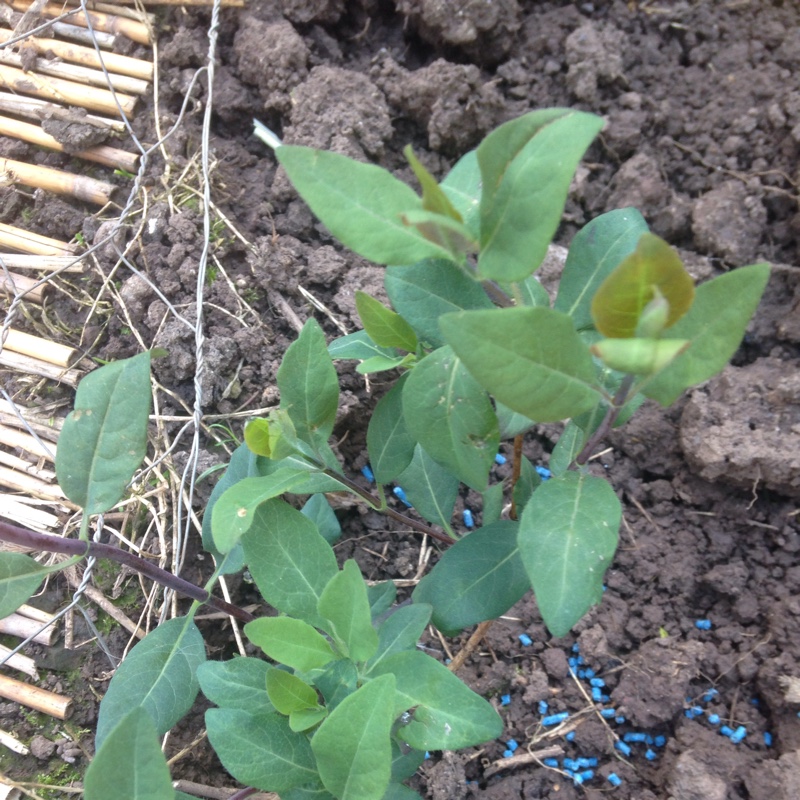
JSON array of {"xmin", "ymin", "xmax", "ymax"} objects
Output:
[
  {"xmin": 576, "ymin": 757, "xmax": 598, "ymax": 768},
  {"xmin": 764, "ymin": 732, "xmax": 773, "ymax": 746},
  {"xmin": 360, "ymin": 465, "xmax": 375, "ymax": 482},
  {"xmin": 707, "ymin": 714, "xmax": 721, "ymax": 725},
  {"xmin": 577, "ymin": 669, "xmax": 586, "ymax": 679},
  {"xmin": 730, "ymin": 726, "xmax": 747, "ymax": 744},
  {"xmin": 503, "ymin": 750, "xmax": 514, "ymax": 758},
  {"xmin": 615, "ymin": 716, "xmax": 626, "ymax": 725},
  {"xmin": 462, "ymin": 509, "xmax": 474, "ymax": 527},
  {"xmin": 608, "ymin": 773, "xmax": 622, "ymax": 787},
  {"xmin": 572, "ymin": 643, "xmax": 581, "ymax": 652},
  {"xmin": 565, "ymin": 731, "xmax": 576, "ymax": 742},
  {"xmin": 538, "ymin": 701, "xmax": 548, "ymax": 714},
  {"xmin": 518, "ymin": 633, "xmax": 532, "ymax": 646},
  {"xmin": 591, "ymin": 687, "xmax": 603, "ymax": 702},
  {"xmin": 536, "ymin": 466, "xmax": 552, "ymax": 480},
  {"xmin": 695, "ymin": 619, "xmax": 712, "ymax": 630},
  {"xmin": 645, "ymin": 749, "xmax": 657, "ymax": 761},
  {"xmin": 584, "ymin": 668, "xmax": 595, "ymax": 679},
  {"xmin": 563, "ymin": 758, "xmax": 579, "ymax": 771},
  {"xmin": 501, "ymin": 694, "xmax": 511, "ymax": 706},
  {"xmin": 623, "ymin": 732, "xmax": 647, "ymax": 743},
  {"xmin": 720, "ymin": 725, "xmax": 735, "ymax": 737},
  {"xmin": 495, "ymin": 453, "xmax": 507, "ymax": 465},
  {"xmin": 601, "ymin": 694, "xmax": 611, "ymax": 703},
  {"xmin": 654, "ymin": 735, "xmax": 667, "ymax": 747},
  {"xmin": 506, "ymin": 739, "xmax": 519, "ymax": 752},
  {"xmin": 572, "ymin": 773, "xmax": 584, "ymax": 785},
  {"xmin": 590, "ymin": 678, "xmax": 605, "ymax": 688},
  {"xmin": 543, "ymin": 758, "xmax": 560, "ymax": 768},
  {"xmin": 542, "ymin": 712, "xmax": 569, "ymax": 726},
  {"xmin": 425, "ymin": 752, "xmax": 430, "ymax": 759},
  {"xmin": 579, "ymin": 770, "xmax": 594, "ymax": 781},
  {"xmin": 601, "ymin": 708, "xmax": 616, "ymax": 719},
  {"xmin": 703, "ymin": 689, "xmax": 719, "ymax": 702},
  {"xmin": 393, "ymin": 486, "xmax": 412, "ymax": 507},
  {"xmin": 615, "ymin": 741, "xmax": 632, "ymax": 757}
]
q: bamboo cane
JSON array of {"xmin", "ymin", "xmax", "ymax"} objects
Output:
[
  {"xmin": 84, "ymin": 2, "xmax": 156, "ymax": 24},
  {"xmin": 99, "ymin": 0, "xmax": 244, "ymax": 4},
  {"xmin": 0, "ymin": 613, "xmax": 55, "ymax": 645},
  {"xmin": 0, "ymin": 224, "xmax": 76, "ymax": 257},
  {"xmin": 0, "ymin": 156, "xmax": 116, "ymax": 205},
  {"xmin": 0, "ymin": 63, "xmax": 136, "ymax": 117},
  {"xmin": 0, "ymin": 48, "xmax": 149, "ymax": 95},
  {"xmin": 50, "ymin": 20, "xmax": 115, "ymax": 48},
  {"xmin": 0, "ymin": 271, "xmax": 46, "ymax": 303},
  {"xmin": 10, "ymin": 1, "xmax": 151, "ymax": 46},
  {"xmin": 0, "ymin": 673, "xmax": 71, "ymax": 718},
  {"xmin": 0, "ymin": 27, "xmax": 154, "ymax": 81},
  {"xmin": 0, "ymin": 253, "xmax": 84, "ymax": 272},
  {"xmin": 2, "ymin": 328, "xmax": 77, "ymax": 367},
  {"xmin": 0, "ymin": 114, "xmax": 138, "ymax": 172},
  {"xmin": 0, "ymin": 726, "xmax": 29, "ymax": 755},
  {"xmin": 0, "ymin": 424, "xmax": 54, "ymax": 459},
  {"xmin": 16, "ymin": 604, "xmax": 55, "ymax": 624},
  {"xmin": 0, "ymin": 448, "xmax": 57, "ymax": 480},
  {"xmin": 0, "ymin": 644, "xmax": 39, "ymax": 679},
  {"xmin": 0, "ymin": 399, "xmax": 63, "ymax": 439},
  {"xmin": 0, "ymin": 465, "xmax": 66, "ymax": 500},
  {"xmin": 0, "ymin": 350, "xmax": 82, "ymax": 386},
  {"xmin": 0, "ymin": 494, "xmax": 60, "ymax": 530},
  {"xmin": 0, "ymin": 91, "xmax": 125, "ymax": 132}
]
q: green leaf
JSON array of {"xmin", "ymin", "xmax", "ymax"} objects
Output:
[
  {"xmin": 591, "ymin": 233, "xmax": 695, "ymax": 338},
  {"xmin": 206, "ymin": 709, "xmax": 317, "ymax": 793},
  {"xmin": 84, "ymin": 708, "xmax": 173, "ymax": 800},
  {"xmin": 0, "ymin": 554, "xmax": 66, "ymax": 620},
  {"xmin": 384, "ymin": 260, "xmax": 493, "ymax": 348},
  {"xmin": 246, "ymin": 617, "xmax": 337, "ymax": 672},
  {"xmin": 312, "ymin": 674, "xmax": 396, "ymax": 800},
  {"xmin": 440, "ymin": 150, "xmax": 481, "ymax": 240},
  {"xmin": 511, "ymin": 456, "xmax": 541, "ymax": 514},
  {"xmin": 643, "ymin": 263, "xmax": 771, "ymax": 405},
  {"xmin": 317, "ymin": 560, "xmax": 378, "ymax": 662},
  {"xmin": 477, "ymin": 110, "xmax": 604, "ymax": 282},
  {"xmin": 55, "ymin": 351, "xmax": 150, "ymax": 514},
  {"xmin": 396, "ymin": 445, "xmax": 459, "ymax": 532},
  {"xmin": 244, "ymin": 410, "xmax": 309, "ymax": 462},
  {"xmin": 266, "ymin": 669, "xmax": 320, "ymax": 713},
  {"xmin": 369, "ymin": 652, "xmax": 503, "ymax": 749},
  {"xmin": 390, "ymin": 742, "xmax": 425, "ymax": 782},
  {"xmin": 328, "ymin": 330, "xmax": 399, "ymax": 361},
  {"xmin": 482, "ymin": 481, "xmax": 505, "ymax": 525},
  {"xmin": 278, "ymin": 319, "xmax": 339, "ymax": 451},
  {"xmin": 404, "ymin": 145, "xmax": 463, "ymax": 222},
  {"xmin": 440, "ymin": 307, "xmax": 601, "ymax": 423},
  {"xmin": 501, "ymin": 274, "xmax": 550, "ymax": 308},
  {"xmin": 495, "ymin": 402, "xmax": 536, "ymax": 439},
  {"xmin": 367, "ymin": 377, "xmax": 416, "ymax": 484},
  {"xmin": 356, "ymin": 353, "xmax": 415, "ymax": 374},
  {"xmin": 413, "ymin": 521, "xmax": 528, "ymax": 632},
  {"xmin": 366, "ymin": 603, "xmax": 432, "ymax": 675},
  {"xmin": 592, "ymin": 337, "xmax": 689, "ymax": 376},
  {"xmin": 382, "ymin": 784, "xmax": 423, "ymax": 800},
  {"xmin": 211, "ymin": 467, "xmax": 348, "ymax": 553},
  {"xmin": 302, "ymin": 494, "xmax": 342, "ymax": 544},
  {"xmin": 284, "ymin": 785, "xmax": 337, "ymax": 800},
  {"xmin": 555, "ymin": 208, "xmax": 649, "ymax": 331},
  {"xmin": 355, "ymin": 291, "xmax": 419, "ymax": 352},
  {"xmin": 291, "ymin": 706, "xmax": 328, "ymax": 732},
  {"xmin": 241, "ymin": 499, "xmax": 338, "ymax": 625},
  {"xmin": 549, "ymin": 421, "xmax": 585, "ymax": 476},
  {"xmin": 314, "ymin": 659, "xmax": 358, "ymax": 711},
  {"xmin": 96, "ymin": 617, "xmax": 205, "ymax": 748},
  {"xmin": 197, "ymin": 657, "xmax": 274, "ymax": 713},
  {"xmin": 398, "ymin": 209, "xmax": 476, "ymax": 262},
  {"xmin": 276, "ymin": 145, "xmax": 451, "ymax": 265},
  {"xmin": 368, "ymin": 582, "xmax": 397, "ymax": 620},
  {"xmin": 402, "ymin": 346, "xmax": 499, "ymax": 491},
  {"xmin": 518, "ymin": 472, "xmax": 620, "ymax": 637}
]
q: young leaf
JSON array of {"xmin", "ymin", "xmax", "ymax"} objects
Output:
[
  {"xmin": 495, "ymin": 402, "xmax": 536, "ymax": 439},
  {"xmin": 440, "ymin": 307, "xmax": 601, "ymax": 423},
  {"xmin": 355, "ymin": 291, "xmax": 419, "ymax": 352},
  {"xmin": 511, "ymin": 456, "xmax": 541, "ymax": 514},
  {"xmin": 246, "ymin": 617, "xmax": 337, "ymax": 672},
  {"xmin": 548, "ymin": 421, "xmax": 585, "ymax": 476},
  {"xmin": 402, "ymin": 346, "xmax": 499, "ymax": 492},
  {"xmin": 396, "ymin": 445, "xmax": 459, "ymax": 532},
  {"xmin": 0, "ymin": 554, "xmax": 67, "ymax": 620},
  {"xmin": 391, "ymin": 741, "xmax": 426, "ymax": 782},
  {"xmin": 643, "ymin": 263, "xmax": 770, "ymax": 405},
  {"xmin": 477, "ymin": 109, "xmax": 604, "ymax": 282},
  {"xmin": 55, "ymin": 351, "xmax": 150, "ymax": 514},
  {"xmin": 412, "ymin": 521, "xmax": 528, "ymax": 633},
  {"xmin": 84, "ymin": 708, "xmax": 173, "ymax": 800},
  {"xmin": 366, "ymin": 603, "xmax": 432, "ymax": 675},
  {"xmin": 482, "ymin": 481, "xmax": 505, "ymax": 525},
  {"xmin": 384, "ymin": 259, "xmax": 493, "ymax": 348},
  {"xmin": 197, "ymin": 657, "xmax": 274, "ymax": 713},
  {"xmin": 278, "ymin": 319, "xmax": 339, "ymax": 452},
  {"xmin": 291, "ymin": 706, "xmax": 329, "ymax": 733},
  {"xmin": 500, "ymin": 274, "xmax": 550, "ymax": 308},
  {"xmin": 265, "ymin": 669, "xmax": 320, "ymax": 714},
  {"xmin": 591, "ymin": 337, "xmax": 689, "ymax": 375},
  {"xmin": 367, "ymin": 377, "xmax": 416, "ymax": 484},
  {"xmin": 276, "ymin": 145, "xmax": 451, "ymax": 265},
  {"xmin": 311, "ymin": 674, "xmax": 396, "ymax": 800},
  {"xmin": 404, "ymin": 145, "xmax": 462, "ymax": 221},
  {"xmin": 242, "ymin": 499, "xmax": 338, "ymax": 625},
  {"xmin": 328, "ymin": 330, "xmax": 399, "ymax": 361},
  {"xmin": 518, "ymin": 472, "xmax": 620, "ymax": 637},
  {"xmin": 368, "ymin": 581, "xmax": 397, "ymax": 620},
  {"xmin": 440, "ymin": 149, "xmax": 481, "ymax": 240},
  {"xmin": 317, "ymin": 559, "xmax": 378, "ymax": 662},
  {"xmin": 591, "ymin": 233, "xmax": 695, "ymax": 338},
  {"xmin": 244, "ymin": 410, "xmax": 308, "ymax": 461},
  {"xmin": 301, "ymin": 494, "xmax": 342, "ymax": 544},
  {"xmin": 314, "ymin": 659, "xmax": 358, "ymax": 711},
  {"xmin": 554, "ymin": 208, "xmax": 649, "ymax": 331},
  {"xmin": 95, "ymin": 616, "xmax": 206, "ymax": 748},
  {"xmin": 206, "ymin": 709, "xmax": 317, "ymax": 793},
  {"xmin": 398, "ymin": 209, "xmax": 476, "ymax": 263},
  {"xmin": 369, "ymin": 651, "xmax": 503, "ymax": 749},
  {"xmin": 356, "ymin": 353, "xmax": 415, "ymax": 375}
]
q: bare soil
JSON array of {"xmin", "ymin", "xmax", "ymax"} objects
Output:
[{"xmin": 3, "ymin": 1, "xmax": 800, "ymax": 799}]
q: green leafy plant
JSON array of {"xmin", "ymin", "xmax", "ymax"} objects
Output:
[{"xmin": 0, "ymin": 108, "xmax": 769, "ymax": 800}]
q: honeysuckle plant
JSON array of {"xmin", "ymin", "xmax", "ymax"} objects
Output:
[{"xmin": 0, "ymin": 108, "xmax": 768, "ymax": 800}]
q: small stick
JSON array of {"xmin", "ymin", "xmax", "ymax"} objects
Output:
[
  {"xmin": 0, "ymin": 350, "xmax": 83, "ymax": 386},
  {"xmin": 0, "ymin": 253, "xmax": 84, "ymax": 273},
  {"xmin": 16, "ymin": 604, "xmax": 55, "ymax": 624},
  {"xmin": 0, "ymin": 63, "xmax": 137, "ymax": 117},
  {"xmin": 0, "ymin": 90, "xmax": 125, "ymax": 131},
  {"xmin": 8, "ymin": 1, "xmax": 151, "ymax": 46},
  {"xmin": 484, "ymin": 745, "xmax": 565, "ymax": 778},
  {"xmin": 2, "ymin": 328, "xmax": 77, "ymax": 367},
  {"xmin": 63, "ymin": 568, "xmax": 144, "ymax": 640},
  {"xmin": 84, "ymin": 2, "xmax": 156, "ymax": 24},
  {"xmin": 0, "ymin": 643, "xmax": 39, "ymax": 679},
  {"xmin": 0, "ymin": 673, "xmax": 71, "ymax": 718},
  {"xmin": 0, "ymin": 27, "xmax": 154, "ymax": 81},
  {"xmin": 0, "ymin": 403, "xmax": 62, "ymax": 441},
  {"xmin": 0, "ymin": 423, "xmax": 55, "ymax": 460},
  {"xmin": 0, "ymin": 449, "xmax": 56, "ymax": 480},
  {"xmin": 0, "ymin": 271, "xmax": 46, "ymax": 303},
  {"xmin": 0, "ymin": 613, "xmax": 55, "ymax": 646},
  {"xmin": 0, "ymin": 155, "xmax": 116, "ymax": 205},
  {"xmin": 0, "ymin": 464, "xmax": 67, "ymax": 500},
  {"xmin": 51, "ymin": 20, "xmax": 115, "ymax": 48},
  {"xmin": 0, "ymin": 114, "xmax": 138, "ymax": 172},
  {"xmin": 0, "ymin": 495, "xmax": 60, "ymax": 531},
  {"xmin": 448, "ymin": 619, "xmax": 494, "ymax": 673},
  {"xmin": 0, "ymin": 726, "xmax": 29, "ymax": 755},
  {"xmin": 171, "ymin": 782, "xmax": 276, "ymax": 800},
  {"xmin": 0, "ymin": 222, "xmax": 77, "ymax": 256}
]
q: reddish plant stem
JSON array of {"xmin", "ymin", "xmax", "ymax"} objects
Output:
[
  {"xmin": 573, "ymin": 374, "xmax": 635, "ymax": 468},
  {"xmin": 0, "ymin": 519, "xmax": 256, "ymax": 623}
]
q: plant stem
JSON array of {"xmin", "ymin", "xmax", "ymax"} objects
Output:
[
  {"xmin": 0, "ymin": 519, "xmax": 256, "ymax": 623},
  {"xmin": 323, "ymin": 470, "xmax": 454, "ymax": 545},
  {"xmin": 573, "ymin": 374, "xmax": 635, "ymax": 468}
]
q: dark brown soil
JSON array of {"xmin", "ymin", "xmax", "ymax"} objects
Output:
[{"xmin": 3, "ymin": 1, "xmax": 800, "ymax": 799}]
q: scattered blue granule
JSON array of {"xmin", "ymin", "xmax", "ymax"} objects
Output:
[
  {"xmin": 462, "ymin": 509, "xmax": 474, "ymax": 527},
  {"xmin": 703, "ymin": 689, "xmax": 719, "ymax": 702},
  {"xmin": 695, "ymin": 619, "xmax": 712, "ymax": 630},
  {"xmin": 518, "ymin": 633, "xmax": 533, "ymax": 646},
  {"xmin": 600, "ymin": 708, "xmax": 616, "ymax": 719},
  {"xmin": 764, "ymin": 732, "xmax": 773, "ymax": 747},
  {"xmin": 614, "ymin": 740, "xmax": 632, "ymax": 757},
  {"xmin": 589, "ymin": 677, "xmax": 605, "ymax": 688},
  {"xmin": 543, "ymin": 758, "xmax": 560, "ymax": 768},
  {"xmin": 392, "ymin": 486, "xmax": 412, "ymax": 507},
  {"xmin": 645, "ymin": 749, "xmax": 657, "ymax": 761},
  {"xmin": 730, "ymin": 726, "xmax": 747, "ymax": 744},
  {"xmin": 500, "ymin": 694, "xmax": 511, "ymax": 707},
  {"xmin": 538, "ymin": 700, "xmax": 548, "ymax": 714},
  {"xmin": 615, "ymin": 716, "xmax": 626, "ymax": 725},
  {"xmin": 536, "ymin": 466, "xmax": 552, "ymax": 480},
  {"xmin": 591, "ymin": 687, "xmax": 603, "ymax": 702},
  {"xmin": 503, "ymin": 749, "xmax": 515, "ymax": 758},
  {"xmin": 565, "ymin": 731, "xmax": 576, "ymax": 742},
  {"xmin": 707, "ymin": 713, "xmax": 721, "ymax": 725},
  {"xmin": 360, "ymin": 465, "xmax": 374, "ymax": 482},
  {"xmin": 654, "ymin": 735, "xmax": 667, "ymax": 747},
  {"xmin": 542, "ymin": 712, "xmax": 569, "ymax": 726},
  {"xmin": 607, "ymin": 772, "xmax": 622, "ymax": 787},
  {"xmin": 495, "ymin": 453, "xmax": 507, "ymax": 465},
  {"xmin": 623, "ymin": 733, "xmax": 647, "ymax": 743}
]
